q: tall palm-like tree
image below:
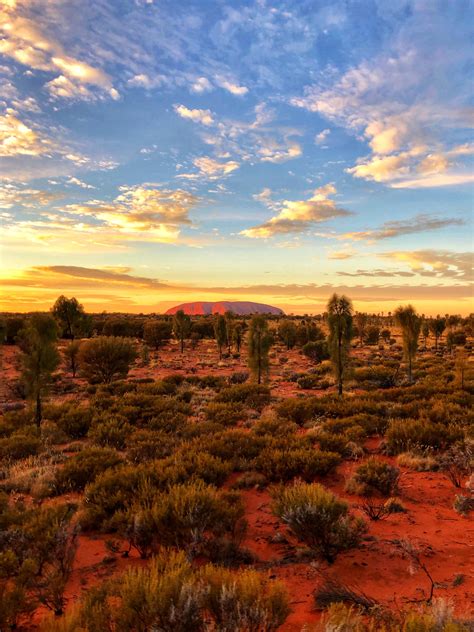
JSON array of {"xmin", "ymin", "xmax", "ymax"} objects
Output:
[
  {"xmin": 395, "ymin": 305, "xmax": 421, "ymax": 383},
  {"xmin": 327, "ymin": 294, "xmax": 353, "ymax": 396},
  {"xmin": 247, "ymin": 315, "xmax": 272, "ymax": 384}
]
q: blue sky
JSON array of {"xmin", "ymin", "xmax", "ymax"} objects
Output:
[{"xmin": 0, "ymin": 0, "xmax": 472, "ymax": 314}]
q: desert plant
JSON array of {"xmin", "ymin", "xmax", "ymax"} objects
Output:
[
  {"xmin": 173, "ymin": 310, "xmax": 192, "ymax": 353},
  {"xmin": 346, "ymin": 458, "xmax": 400, "ymax": 497},
  {"xmin": 55, "ymin": 447, "xmax": 123, "ymax": 492},
  {"xmin": 63, "ymin": 340, "xmax": 81, "ymax": 377},
  {"xmin": 429, "ymin": 317, "xmax": 446, "ymax": 351},
  {"xmin": 395, "ymin": 305, "xmax": 422, "ymax": 383},
  {"xmin": 256, "ymin": 448, "xmax": 340, "ymax": 482},
  {"xmin": 214, "ymin": 314, "xmax": 228, "ymax": 359},
  {"xmin": 143, "ymin": 319, "xmax": 172, "ymax": 350},
  {"xmin": 18, "ymin": 314, "xmax": 60, "ymax": 427},
  {"xmin": 272, "ymin": 481, "xmax": 366, "ymax": 562},
  {"xmin": 278, "ymin": 320, "xmax": 298, "ymax": 350},
  {"xmin": 438, "ymin": 442, "xmax": 472, "ymax": 487},
  {"xmin": 327, "ymin": 294, "xmax": 353, "ymax": 396},
  {"xmin": 51, "ymin": 295, "xmax": 89, "ymax": 339},
  {"xmin": 78, "ymin": 336, "xmax": 137, "ymax": 384},
  {"xmin": 247, "ymin": 315, "xmax": 272, "ymax": 384}
]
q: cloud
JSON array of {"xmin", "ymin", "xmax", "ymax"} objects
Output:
[
  {"xmin": 177, "ymin": 156, "xmax": 240, "ymax": 180},
  {"xmin": 0, "ymin": 7, "xmax": 117, "ymax": 102},
  {"xmin": 337, "ymin": 214, "xmax": 464, "ymax": 242},
  {"xmin": 328, "ymin": 249, "xmax": 356, "ymax": 260},
  {"xmin": 0, "ymin": 183, "xmax": 62, "ymax": 209},
  {"xmin": 315, "ymin": 129, "xmax": 330, "ymax": 145},
  {"xmin": 215, "ymin": 78, "xmax": 248, "ymax": 96},
  {"xmin": 66, "ymin": 177, "xmax": 95, "ymax": 189},
  {"xmin": 2, "ymin": 184, "xmax": 199, "ymax": 250},
  {"xmin": 337, "ymin": 269, "xmax": 416, "ymax": 278},
  {"xmin": 257, "ymin": 139, "xmax": 302, "ymax": 163},
  {"xmin": 0, "ymin": 112, "xmax": 51, "ymax": 157},
  {"xmin": 241, "ymin": 183, "xmax": 352, "ymax": 238},
  {"xmin": 379, "ymin": 250, "xmax": 473, "ymax": 280},
  {"xmin": 191, "ymin": 77, "xmax": 213, "ymax": 93},
  {"xmin": 174, "ymin": 104, "xmax": 214, "ymax": 126}
]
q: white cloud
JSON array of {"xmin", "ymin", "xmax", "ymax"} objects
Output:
[
  {"xmin": 174, "ymin": 104, "xmax": 214, "ymax": 126},
  {"xmin": 315, "ymin": 129, "xmax": 330, "ymax": 145}
]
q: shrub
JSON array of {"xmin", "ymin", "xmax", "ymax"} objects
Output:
[
  {"xmin": 386, "ymin": 419, "xmax": 463, "ymax": 454},
  {"xmin": 55, "ymin": 448, "xmax": 123, "ymax": 493},
  {"xmin": 122, "ymin": 482, "xmax": 245, "ymax": 558},
  {"xmin": 51, "ymin": 405, "xmax": 92, "ymax": 439},
  {"xmin": 272, "ymin": 481, "xmax": 366, "ymax": 562},
  {"xmin": 397, "ymin": 452, "xmax": 438, "ymax": 471},
  {"xmin": 204, "ymin": 402, "xmax": 245, "ymax": 426},
  {"xmin": 201, "ymin": 565, "xmax": 290, "ymax": 631},
  {"xmin": 78, "ymin": 336, "xmax": 137, "ymax": 384},
  {"xmin": 87, "ymin": 415, "xmax": 132, "ymax": 449},
  {"xmin": 252, "ymin": 414, "xmax": 298, "ymax": 438},
  {"xmin": 216, "ymin": 384, "xmax": 271, "ymax": 410},
  {"xmin": 453, "ymin": 494, "xmax": 474, "ymax": 516},
  {"xmin": 346, "ymin": 458, "xmax": 400, "ymax": 497},
  {"xmin": 255, "ymin": 448, "xmax": 340, "ymax": 482},
  {"xmin": 196, "ymin": 429, "xmax": 268, "ymax": 467},
  {"xmin": 0, "ymin": 433, "xmax": 41, "ymax": 461},
  {"xmin": 297, "ymin": 374, "xmax": 320, "ymax": 389},
  {"xmin": 126, "ymin": 429, "xmax": 177, "ymax": 463},
  {"xmin": 302, "ymin": 341, "xmax": 330, "ymax": 364},
  {"xmin": 276, "ymin": 398, "xmax": 316, "ymax": 426},
  {"xmin": 438, "ymin": 441, "xmax": 473, "ymax": 488}
]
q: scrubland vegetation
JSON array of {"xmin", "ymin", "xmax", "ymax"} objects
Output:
[{"xmin": 0, "ymin": 295, "xmax": 473, "ymax": 630}]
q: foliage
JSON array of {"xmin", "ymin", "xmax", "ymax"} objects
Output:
[
  {"xmin": 255, "ymin": 447, "xmax": 340, "ymax": 482},
  {"xmin": 216, "ymin": 383, "xmax": 271, "ymax": 410},
  {"xmin": 327, "ymin": 294, "xmax": 353, "ymax": 396},
  {"xmin": 172, "ymin": 310, "xmax": 192, "ymax": 353},
  {"xmin": 302, "ymin": 341, "xmax": 330, "ymax": 364},
  {"xmin": 346, "ymin": 458, "xmax": 400, "ymax": 496},
  {"xmin": 395, "ymin": 305, "xmax": 422, "ymax": 383},
  {"xmin": 247, "ymin": 315, "xmax": 273, "ymax": 384},
  {"xmin": 143, "ymin": 319, "xmax": 172, "ymax": 349},
  {"xmin": 272, "ymin": 481, "xmax": 366, "ymax": 562},
  {"xmin": 78, "ymin": 336, "xmax": 137, "ymax": 384},
  {"xmin": 51, "ymin": 295, "xmax": 88, "ymax": 339},
  {"xmin": 55, "ymin": 447, "xmax": 123, "ymax": 492}
]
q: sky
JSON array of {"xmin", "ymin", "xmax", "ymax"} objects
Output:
[{"xmin": 0, "ymin": 0, "xmax": 473, "ymax": 316}]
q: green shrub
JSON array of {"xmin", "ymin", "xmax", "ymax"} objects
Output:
[
  {"xmin": 201, "ymin": 565, "xmax": 290, "ymax": 631},
  {"xmin": 88, "ymin": 415, "xmax": 132, "ymax": 449},
  {"xmin": 346, "ymin": 458, "xmax": 400, "ymax": 496},
  {"xmin": 0, "ymin": 433, "xmax": 41, "ymax": 461},
  {"xmin": 255, "ymin": 448, "xmax": 340, "ymax": 482},
  {"xmin": 386, "ymin": 419, "xmax": 463, "ymax": 454},
  {"xmin": 126, "ymin": 429, "xmax": 178, "ymax": 463},
  {"xmin": 196, "ymin": 429, "xmax": 268, "ymax": 466},
  {"xmin": 252, "ymin": 415, "xmax": 298, "ymax": 437},
  {"xmin": 204, "ymin": 402, "xmax": 245, "ymax": 426},
  {"xmin": 78, "ymin": 336, "xmax": 137, "ymax": 384},
  {"xmin": 55, "ymin": 448, "xmax": 123, "ymax": 493},
  {"xmin": 51, "ymin": 405, "xmax": 92, "ymax": 439},
  {"xmin": 216, "ymin": 384, "xmax": 271, "ymax": 410},
  {"xmin": 272, "ymin": 481, "xmax": 366, "ymax": 562}
]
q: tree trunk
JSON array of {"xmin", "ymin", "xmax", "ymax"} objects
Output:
[
  {"xmin": 408, "ymin": 355, "xmax": 412, "ymax": 384},
  {"xmin": 35, "ymin": 391, "xmax": 42, "ymax": 428}
]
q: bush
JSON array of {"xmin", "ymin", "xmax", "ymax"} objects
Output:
[
  {"xmin": 346, "ymin": 458, "xmax": 400, "ymax": 497},
  {"xmin": 255, "ymin": 448, "xmax": 340, "ymax": 482},
  {"xmin": 126, "ymin": 429, "xmax": 177, "ymax": 462},
  {"xmin": 204, "ymin": 402, "xmax": 245, "ymax": 426},
  {"xmin": 216, "ymin": 384, "xmax": 271, "ymax": 410},
  {"xmin": 0, "ymin": 433, "xmax": 41, "ymax": 461},
  {"xmin": 122, "ymin": 482, "xmax": 245, "ymax": 558},
  {"xmin": 438, "ymin": 441, "xmax": 473, "ymax": 487},
  {"xmin": 88, "ymin": 415, "xmax": 132, "ymax": 449},
  {"xmin": 55, "ymin": 448, "xmax": 123, "ymax": 493},
  {"xmin": 302, "ymin": 341, "xmax": 329, "ymax": 364},
  {"xmin": 386, "ymin": 419, "xmax": 463, "ymax": 454},
  {"xmin": 272, "ymin": 481, "xmax": 366, "ymax": 562},
  {"xmin": 201, "ymin": 565, "xmax": 290, "ymax": 631},
  {"xmin": 49, "ymin": 404, "xmax": 92, "ymax": 439},
  {"xmin": 78, "ymin": 336, "xmax": 137, "ymax": 384}
]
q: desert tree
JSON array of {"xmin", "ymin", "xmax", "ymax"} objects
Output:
[
  {"xmin": 19, "ymin": 314, "xmax": 60, "ymax": 427},
  {"xmin": 247, "ymin": 315, "xmax": 272, "ymax": 384},
  {"xmin": 78, "ymin": 336, "xmax": 137, "ymax": 383},
  {"xmin": 213, "ymin": 314, "xmax": 227, "ymax": 359},
  {"xmin": 51, "ymin": 295, "xmax": 88, "ymax": 339},
  {"xmin": 232, "ymin": 322, "xmax": 244, "ymax": 353},
  {"xmin": 143, "ymin": 319, "xmax": 172, "ymax": 350},
  {"xmin": 172, "ymin": 310, "xmax": 192, "ymax": 353},
  {"xmin": 278, "ymin": 320, "xmax": 297, "ymax": 350},
  {"xmin": 63, "ymin": 340, "xmax": 81, "ymax": 377},
  {"xmin": 327, "ymin": 293, "xmax": 353, "ymax": 396},
  {"xmin": 355, "ymin": 312, "xmax": 368, "ymax": 346},
  {"xmin": 395, "ymin": 305, "xmax": 421, "ymax": 383},
  {"xmin": 429, "ymin": 316, "xmax": 445, "ymax": 351},
  {"xmin": 224, "ymin": 311, "xmax": 234, "ymax": 353},
  {"xmin": 421, "ymin": 320, "xmax": 430, "ymax": 349}
]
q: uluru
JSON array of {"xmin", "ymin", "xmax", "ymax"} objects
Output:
[{"xmin": 165, "ymin": 300, "xmax": 284, "ymax": 316}]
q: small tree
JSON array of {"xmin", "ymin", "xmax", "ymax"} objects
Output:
[
  {"xmin": 272, "ymin": 481, "xmax": 366, "ymax": 563},
  {"xmin": 355, "ymin": 313, "xmax": 368, "ymax": 346},
  {"xmin": 214, "ymin": 314, "xmax": 227, "ymax": 359},
  {"xmin": 395, "ymin": 305, "xmax": 421, "ymax": 383},
  {"xmin": 327, "ymin": 294, "xmax": 353, "ymax": 396},
  {"xmin": 173, "ymin": 310, "xmax": 191, "ymax": 353},
  {"xmin": 19, "ymin": 314, "xmax": 60, "ymax": 427},
  {"xmin": 63, "ymin": 340, "xmax": 81, "ymax": 377},
  {"xmin": 224, "ymin": 311, "xmax": 234, "ymax": 354},
  {"xmin": 143, "ymin": 320, "xmax": 172, "ymax": 350},
  {"xmin": 302, "ymin": 340, "xmax": 329, "ymax": 364},
  {"xmin": 429, "ymin": 317, "xmax": 445, "ymax": 351},
  {"xmin": 247, "ymin": 315, "xmax": 272, "ymax": 385},
  {"xmin": 232, "ymin": 322, "xmax": 244, "ymax": 353},
  {"xmin": 78, "ymin": 336, "xmax": 137, "ymax": 383},
  {"xmin": 278, "ymin": 320, "xmax": 297, "ymax": 350},
  {"xmin": 51, "ymin": 295, "xmax": 88, "ymax": 339},
  {"xmin": 421, "ymin": 321, "xmax": 430, "ymax": 349}
]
